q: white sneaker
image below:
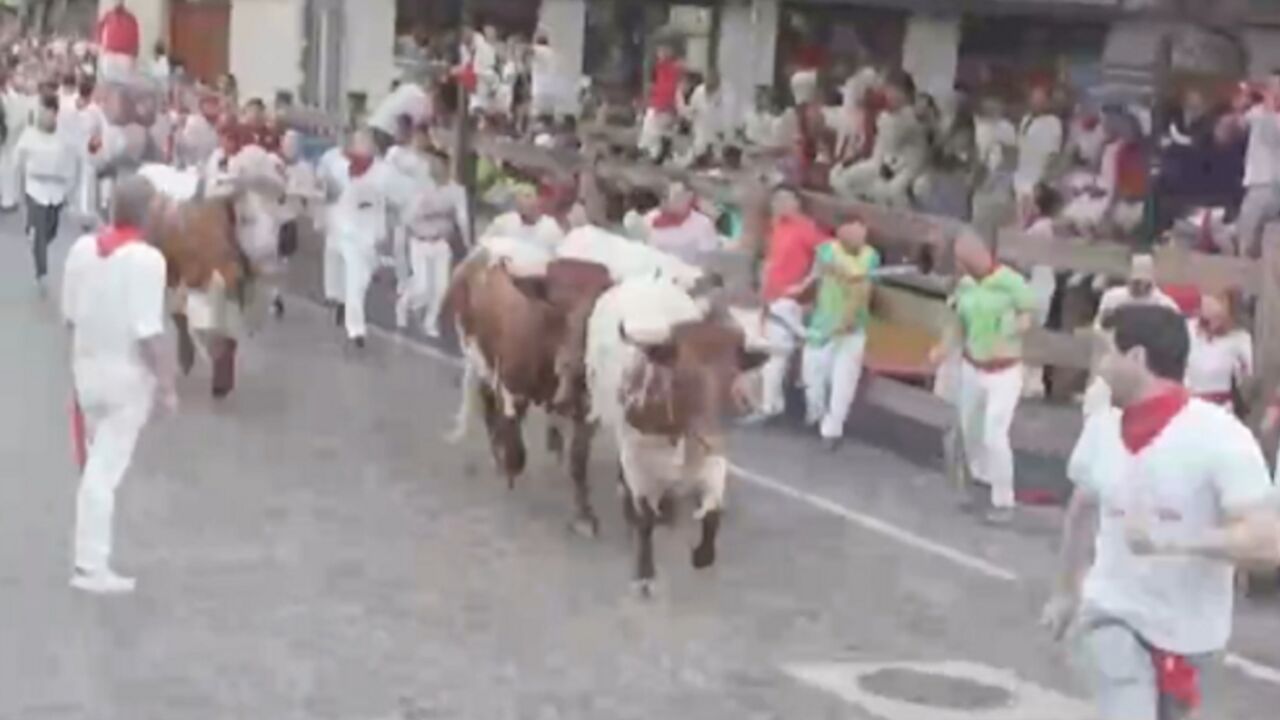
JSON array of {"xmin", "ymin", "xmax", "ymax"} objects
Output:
[
  {"xmin": 423, "ymin": 321, "xmax": 440, "ymax": 338},
  {"xmin": 71, "ymin": 568, "xmax": 136, "ymax": 595}
]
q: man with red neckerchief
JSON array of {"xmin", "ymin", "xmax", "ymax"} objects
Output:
[
  {"xmin": 1044, "ymin": 304, "xmax": 1280, "ymax": 720},
  {"xmin": 61, "ymin": 176, "xmax": 176, "ymax": 596}
]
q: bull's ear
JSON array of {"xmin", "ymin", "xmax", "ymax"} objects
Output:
[{"xmin": 739, "ymin": 347, "xmax": 770, "ymax": 373}]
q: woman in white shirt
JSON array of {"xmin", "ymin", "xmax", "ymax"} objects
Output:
[
  {"xmin": 1185, "ymin": 289, "xmax": 1252, "ymax": 412},
  {"xmin": 17, "ymin": 94, "xmax": 79, "ymax": 288}
]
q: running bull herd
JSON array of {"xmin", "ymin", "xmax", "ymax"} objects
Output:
[
  {"xmin": 133, "ymin": 160, "xmax": 776, "ymax": 594},
  {"xmin": 446, "ymin": 226, "xmax": 773, "ymax": 595}
]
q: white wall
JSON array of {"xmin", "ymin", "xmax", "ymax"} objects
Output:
[
  {"xmin": 538, "ymin": 0, "xmax": 585, "ymax": 80},
  {"xmin": 229, "ymin": 0, "xmax": 303, "ymax": 103},
  {"xmin": 98, "ymin": 0, "xmax": 167, "ymax": 57},
  {"xmin": 718, "ymin": 0, "xmax": 778, "ymax": 106},
  {"xmin": 342, "ymin": 0, "xmax": 396, "ymax": 107},
  {"xmin": 901, "ymin": 13, "xmax": 961, "ymax": 100}
]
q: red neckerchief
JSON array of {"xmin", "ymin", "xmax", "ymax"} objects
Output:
[
  {"xmin": 1197, "ymin": 318, "xmax": 1228, "ymax": 339},
  {"xmin": 651, "ymin": 207, "xmax": 693, "ymax": 229},
  {"xmin": 97, "ymin": 225, "xmax": 144, "ymax": 258},
  {"xmin": 347, "ymin": 152, "xmax": 373, "ymax": 178},
  {"xmin": 1120, "ymin": 382, "xmax": 1190, "ymax": 453}
]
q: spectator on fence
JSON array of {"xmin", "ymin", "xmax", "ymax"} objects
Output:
[
  {"xmin": 742, "ymin": 85, "xmax": 784, "ymax": 151},
  {"xmin": 529, "ymin": 29, "xmax": 566, "ymax": 125},
  {"xmin": 828, "ymin": 69, "xmax": 926, "ymax": 208},
  {"xmin": 1185, "ymin": 288, "xmax": 1252, "ymax": 414},
  {"xmin": 972, "ymin": 96, "xmax": 1018, "ymax": 245},
  {"xmin": 931, "ymin": 231, "xmax": 1037, "ymax": 526},
  {"xmin": 779, "ymin": 69, "xmax": 830, "ymax": 188},
  {"xmin": 1021, "ymin": 183, "xmax": 1063, "ymax": 399},
  {"xmin": 1230, "ymin": 72, "xmax": 1280, "ymax": 257},
  {"xmin": 1064, "ymin": 103, "xmax": 1107, "ymax": 174},
  {"xmin": 678, "ymin": 71, "xmax": 737, "ymax": 169},
  {"xmin": 914, "ymin": 92, "xmax": 977, "ymax": 221},
  {"xmin": 637, "ymin": 42, "xmax": 684, "ymax": 164},
  {"xmin": 1015, "ymin": 84, "xmax": 1064, "ymax": 222},
  {"xmin": 1062, "ymin": 109, "xmax": 1147, "ymax": 238}
]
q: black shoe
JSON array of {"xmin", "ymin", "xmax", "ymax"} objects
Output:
[
  {"xmin": 272, "ymin": 297, "xmax": 285, "ymax": 318},
  {"xmin": 352, "ymin": 336, "xmax": 366, "ymax": 350},
  {"xmin": 820, "ymin": 437, "xmax": 842, "ymax": 453},
  {"xmin": 334, "ymin": 305, "xmax": 345, "ymax": 327}
]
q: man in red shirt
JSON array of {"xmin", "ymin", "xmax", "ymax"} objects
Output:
[
  {"xmin": 746, "ymin": 186, "xmax": 827, "ymax": 423},
  {"xmin": 96, "ymin": 0, "xmax": 140, "ymax": 81},
  {"xmin": 637, "ymin": 43, "xmax": 684, "ymax": 163}
]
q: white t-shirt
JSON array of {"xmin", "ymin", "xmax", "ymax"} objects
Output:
[
  {"xmin": 1069, "ymin": 400, "xmax": 1275, "ymax": 654},
  {"xmin": 62, "ymin": 235, "xmax": 168, "ymax": 400},
  {"xmin": 1243, "ymin": 105, "xmax": 1280, "ymax": 188},
  {"xmin": 1015, "ymin": 113, "xmax": 1064, "ymax": 195},
  {"xmin": 530, "ymin": 45, "xmax": 561, "ymax": 104},
  {"xmin": 483, "ymin": 211, "xmax": 564, "ymax": 253},
  {"xmin": 1185, "ymin": 321, "xmax": 1252, "ymax": 397},
  {"xmin": 1095, "ymin": 285, "xmax": 1178, "ymax": 328},
  {"xmin": 367, "ymin": 83, "xmax": 431, "ymax": 137},
  {"xmin": 16, "ymin": 126, "xmax": 79, "ymax": 205},
  {"xmin": 643, "ymin": 209, "xmax": 720, "ymax": 265}
]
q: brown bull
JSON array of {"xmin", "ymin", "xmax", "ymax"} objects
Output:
[
  {"xmin": 445, "ymin": 250, "xmax": 611, "ymax": 536},
  {"xmin": 146, "ymin": 195, "xmax": 249, "ymax": 398}
]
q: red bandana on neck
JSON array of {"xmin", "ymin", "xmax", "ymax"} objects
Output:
[
  {"xmin": 347, "ymin": 152, "xmax": 373, "ymax": 178},
  {"xmin": 651, "ymin": 207, "xmax": 693, "ymax": 229},
  {"xmin": 96, "ymin": 225, "xmax": 144, "ymax": 258},
  {"xmin": 1120, "ymin": 382, "xmax": 1190, "ymax": 453}
]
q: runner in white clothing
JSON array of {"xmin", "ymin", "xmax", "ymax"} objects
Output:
[
  {"xmin": 1043, "ymin": 304, "xmax": 1280, "ymax": 720},
  {"xmin": 482, "ymin": 184, "xmax": 564, "ymax": 253},
  {"xmin": 61, "ymin": 176, "xmax": 176, "ymax": 595},
  {"xmin": 395, "ymin": 146, "xmax": 470, "ymax": 337}
]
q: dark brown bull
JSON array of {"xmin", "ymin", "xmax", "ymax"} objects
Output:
[
  {"xmin": 146, "ymin": 195, "xmax": 249, "ymax": 398},
  {"xmin": 588, "ymin": 305, "xmax": 768, "ymax": 595},
  {"xmin": 445, "ymin": 250, "xmax": 611, "ymax": 536}
]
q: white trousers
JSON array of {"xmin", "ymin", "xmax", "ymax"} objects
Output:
[
  {"xmin": 638, "ymin": 109, "xmax": 674, "ymax": 160},
  {"xmin": 324, "ymin": 233, "xmax": 377, "ymax": 340},
  {"xmin": 760, "ymin": 298, "xmax": 804, "ymax": 417},
  {"xmin": 396, "ymin": 239, "xmax": 452, "ymax": 333},
  {"xmin": 74, "ymin": 384, "xmax": 152, "ymax": 573},
  {"xmin": 957, "ymin": 359, "xmax": 1022, "ymax": 509},
  {"xmin": 801, "ymin": 331, "xmax": 868, "ymax": 439}
]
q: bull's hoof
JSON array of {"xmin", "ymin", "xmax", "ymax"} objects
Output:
[
  {"xmin": 631, "ymin": 578, "xmax": 655, "ymax": 599},
  {"xmin": 691, "ymin": 544, "xmax": 716, "ymax": 570},
  {"xmin": 569, "ymin": 515, "xmax": 599, "ymax": 539}
]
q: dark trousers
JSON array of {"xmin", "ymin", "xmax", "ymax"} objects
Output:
[{"xmin": 27, "ymin": 197, "xmax": 62, "ymax": 280}]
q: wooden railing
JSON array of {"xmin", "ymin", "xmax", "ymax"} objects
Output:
[{"xmin": 464, "ymin": 130, "xmax": 1280, "ymax": 455}]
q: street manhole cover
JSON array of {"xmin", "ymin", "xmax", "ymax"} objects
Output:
[{"xmin": 858, "ymin": 667, "xmax": 1012, "ymax": 710}]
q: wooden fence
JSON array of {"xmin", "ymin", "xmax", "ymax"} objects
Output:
[{"xmin": 465, "ymin": 130, "xmax": 1279, "ymax": 455}]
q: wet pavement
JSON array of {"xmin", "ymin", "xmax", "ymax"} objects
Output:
[{"xmin": 1, "ymin": 215, "xmax": 1277, "ymax": 719}]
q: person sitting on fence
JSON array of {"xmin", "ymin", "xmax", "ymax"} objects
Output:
[
  {"xmin": 828, "ymin": 69, "xmax": 927, "ymax": 208},
  {"xmin": 636, "ymin": 42, "xmax": 684, "ymax": 164},
  {"xmin": 1227, "ymin": 71, "xmax": 1280, "ymax": 258},
  {"xmin": 1021, "ymin": 183, "xmax": 1064, "ymax": 399},
  {"xmin": 677, "ymin": 71, "xmax": 737, "ymax": 169},
  {"xmin": 1061, "ymin": 109, "xmax": 1147, "ymax": 238}
]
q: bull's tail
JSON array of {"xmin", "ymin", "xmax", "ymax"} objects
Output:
[{"xmin": 445, "ymin": 355, "xmax": 480, "ymax": 445}]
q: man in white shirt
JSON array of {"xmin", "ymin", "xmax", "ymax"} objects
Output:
[
  {"xmin": 972, "ymin": 96, "xmax": 1018, "ymax": 244},
  {"xmin": 62, "ymin": 176, "xmax": 176, "ymax": 595},
  {"xmin": 1232, "ymin": 71, "xmax": 1280, "ymax": 258},
  {"xmin": 1015, "ymin": 85, "xmax": 1064, "ymax": 216},
  {"xmin": 482, "ymin": 184, "xmax": 564, "ymax": 253},
  {"xmin": 1043, "ymin": 304, "xmax": 1280, "ymax": 720},
  {"xmin": 367, "ymin": 79, "xmax": 431, "ymax": 155},
  {"xmin": 643, "ymin": 181, "xmax": 721, "ymax": 265},
  {"xmin": 678, "ymin": 72, "xmax": 736, "ymax": 167},
  {"xmin": 529, "ymin": 30, "xmax": 563, "ymax": 121},
  {"xmin": 395, "ymin": 146, "xmax": 470, "ymax": 337},
  {"xmin": 320, "ymin": 129, "xmax": 395, "ymax": 347},
  {"xmin": 17, "ymin": 93, "xmax": 79, "ymax": 288},
  {"xmin": 1079, "ymin": 255, "xmax": 1179, "ymax": 415}
]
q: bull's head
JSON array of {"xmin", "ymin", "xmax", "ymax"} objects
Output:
[{"xmin": 620, "ymin": 318, "xmax": 769, "ymax": 452}]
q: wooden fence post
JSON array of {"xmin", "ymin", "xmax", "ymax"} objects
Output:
[{"xmin": 1254, "ymin": 222, "xmax": 1280, "ymax": 438}]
